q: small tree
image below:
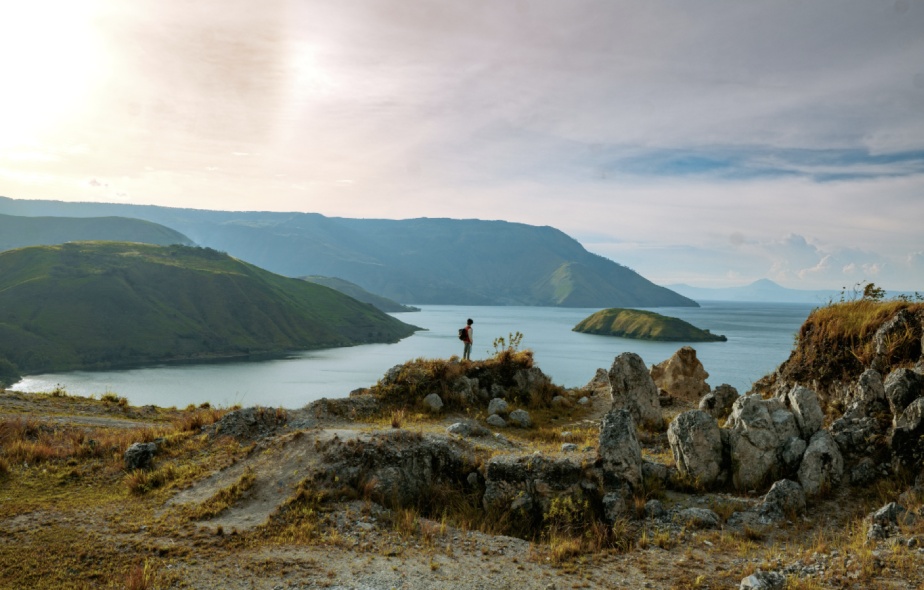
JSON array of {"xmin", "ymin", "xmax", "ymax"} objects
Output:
[{"xmin": 862, "ymin": 282, "xmax": 886, "ymax": 301}]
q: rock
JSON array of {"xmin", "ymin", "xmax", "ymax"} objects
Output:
[
  {"xmin": 760, "ymin": 479, "xmax": 806, "ymax": 517},
  {"xmin": 726, "ymin": 395, "xmax": 785, "ymax": 491},
  {"xmin": 779, "ymin": 436, "xmax": 807, "ymax": 474},
  {"xmin": 676, "ymin": 507, "xmax": 721, "ymax": 529},
  {"xmin": 667, "ymin": 410, "xmax": 723, "ymax": 488},
  {"xmin": 578, "ymin": 396, "xmax": 590, "ymax": 405},
  {"xmin": 771, "ymin": 408, "xmax": 800, "ymax": 442},
  {"xmin": 381, "ymin": 364, "xmax": 403, "ymax": 385},
  {"xmin": 210, "ymin": 406, "xmax": 288, "ymax": 440},
  {"xmin": 482, "ymin": 453, "xmax": 591, "ymax": 518},
  {"xmin": 597, "ymin": 409, "xmax": 643, "ymax": 490},
  {"xmin": 608, "ymin": 352, "xmax": 662, "ymax": 428},
  {"xmin": 650, "ymin": 346, "xmax": 711, "ymax": 403},
  {"xmin": 488, "ymin": 398, "xmax": 509, "ymax": 416},
  {"xmin": 739, "ymin": 570, "xmax": 786, "ymax": 590},
  {"xmin": 423, "ymin": 393, "xmax": 444, "ymax": 412},
  {"xmin": 447, "ymin": 420, "xmax": 491, "ymax": 438},
  {"xmin": 892, "ymin": 397, "xmax": 924, "ymax": 470},
  {"xmin": 550, "ymin": 396, "xmax": 571, "ymax": 408},
  {"xmin": 885, "ymin": 368, "xmax": 924, "ymax": 425},
  {"xmin": 561, "ymin": 443, "xmax": 578, "ymax": 453},
  {"xmin": 583, "ymin": 368, "xmax": 612, "ymax": 397},
  {"xmin": 509, "ymin": 409, "xmax": 533, "ymax": 428},
  {"xmin": 699, "ymin": 383, "xmax": 738, "ymax": 420},
  {"xmin": 486, "ymin": 414, "xmax": 507, "ymax": 428},
  {"xmin": 641, "ymin": 460, "xmax": 671, "ymax": 488},
  {"xmin": 843, "ymin": 369, "xmax": 886, "ymax": 420},
  {"xmin": 850, "ymin": 457, "xmax": 879, "ymax": 485},
  {"xmin": 602, "ymin": 489, "xmax": 629, "ymax": 522},
  {"xmin": 514, "ymin": 367, "xmax": 552, "ymax": 398},
  {"xmin": 872, "ymin": 309, "xmax": 923, "ymax": 373},
  {"xmin": 871, "ymin": 502, "xmax": 911, "ymax": 527},
  {"xmin": 645, "ymin": 499, "xmax": 666, "ymax": 519},
  {"xmin": 786, "ymin": 386, "xmax": 824, "ymax": 439},
  {"xmin": 831, "ymin": 415, "xmax": 883, "ymax": 462},
  {"xmin": 124, "ymin": 442, "xmax": 157, "ymax": 471},
  {"xmin": 798, "ymin": 430, "xmax": 844, "ymax": 496}
]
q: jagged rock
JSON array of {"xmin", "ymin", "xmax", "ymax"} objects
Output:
[
  {"xmin": 509, "ymin": 409, "xmax": 533, "ymax": 428},
  {"xmin": 891, "ymin": 397, "xmax": 924, "ymax": 470},
  {"xmin": 642, "ymin": 460, "xmax": 671, "ymax": 488},
  {"xmin": 211, "ymin": 406, "xmax": 288, "ymax": 440},
  {"xmin": 650, "ymin": 346, "xmax": 711, "ymax": 403},
  {"xmin": 872, "ymin": 309, "xmax": 923, "ymax": 373},
  {"xmin": 124, "ymin": 442, "xmax": 157, "ymax": 471},
  {"xmin": 583, "ymin": 368, "xmax": 612, "ymax": 397},
  {"xmin": 423, "ymin": 393, "xmax": 444, "ymax": 412},
  {"xmin": 447, "ymin": 420, "xmax": 491, "ymax": 438},
  {"xmin": 667, "ymin": 410, "xmax": 723, "ymax": 488},
  {"xmin": 597, "ymin": 409, "xmax": 642, "ymax": 490},
  {"xmin": 831, "ymin": 415, "xmax": 883, "ymax": 462},
  {"xmin": 726, "ymin": 395, "xmax": 787, "ymax": 491},
  {"xmin": 608, "ymin": 353, "xmax": 662, "ymax": 428},
  {"xmin": 843, "ymin": 369, "xmax": 886, "ymax": 420},
  {"xmin": 871, "ymin": 502, "xmax": 912, "ymax": 527},
  {"xmin": 482, "ymin": 453, "xmax": 591, "ymax": 518},
  {"xmin": 739, "ymin": 570, "xmax": 786, "ymax": 590},
  {"xmin": 786, "ymin": 386, "xmax": 824, "ymax": 439},
  {"xmin": 771, "ymin": 408, "xmax": 800, "ymax": 442},
  {"xmin": 486, "ymin": 414, "xmax": 507, "ymax": 428},
  {"xmin": 381, "ymin": 364, "xmax": 403, "ymax": 385},
  {"xmin": 488, "ymin": 398, "xmax": 509, "ymax": 416},
  {"xmin": 850, "ymin": 457, "xmax": 879, "ymax": 485},
  {"xmin": 760, "ymin": 479, "xmax": 806, "ymax": 518},
  {"xmin": 885, "ymin": 368, "xmax": 924, "ymax": 426},
  {"xmin": 602, "ymin": 489, "xmax": 630, "ymax": 522},
  {"xmin": 514, "ymin": 367, "xmax": 551, "ymax": 397},
  {"xmin": 314, "ymin": 431, "xmax": 475, "ymax": 508},
  {"xmin": 798, "ymin": 430, "xmax": 844, "ymax": 496},
  {"xmin": 451, "ymin": 376, "xmax": 479, "ymax": 405},
  {"xmin": 561, "ymin": 443, "xmax": 578, "ymax": 453},
  {"xmin": 676, "ymin": 507, "xmax": 721, "ymax": 529},
  {"xmin": 779, "ymin": 436, "xmax": 807, "ymax": 474},
  {"xmin": 699, "ymin": 383, "xmax": 739, "ymax": 420}
]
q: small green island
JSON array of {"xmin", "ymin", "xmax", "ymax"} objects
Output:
[{"xmin": 573, "ymin": 308, "xmax": 727, "ymax": 342}]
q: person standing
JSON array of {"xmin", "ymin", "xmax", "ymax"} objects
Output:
[{"xmin": 462, "ymin": 318, "xmax": 474, "ymax": 360}]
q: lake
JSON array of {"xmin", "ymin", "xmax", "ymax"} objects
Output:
[{"xmin": 11, "ymin": 301, "xmax": 815, "ymax": 409}]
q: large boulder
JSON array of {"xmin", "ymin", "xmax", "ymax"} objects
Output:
[
  {"xmin": 124, "ymin": 442, "xmax": 157, "ymax": 471},
  {"xmin": 608, "ymin": 353, "xmax": 661, "ymax": 428},
  {"xmin": 785, "ymin": 386, "xmax": 824, "ymax": 439},
  {"xmin": 843, "ymin": 369, "xmax": 887, "ymax": 420},
  {"xmin": 891, "ymin": 397, "xmax": 924, "ymax": 470},
  {"xmin": 885, "ymin": 369, "xmax": 924, "ymax": 426},
  {"xmin": 650, "ymin": 346, "xmax": 711, "ymax": 403},
  {"xmin": 726, "ymin": 395, "xmax": 789, "ymax": 491},
  {"xmin": 482, "ymin": 453, "xmax": 593, "ymax": 519},
  {"xmin": 667, "ymin": 410, "xmax": 724, "ymax": 488},
  {"xmin": 699, "ymin": 383, "xmax": 739, "ymax": 420},
  {"xmin": 759, "ymin": 479, "xmax": 806, "ymax": 518},
  {"xmin": 798, "ymin": 430, "xmax": 844, "ymax": 497},
  {"xmin": 597, "ymin": 409, "xmax": 643, "ymax": 489}
]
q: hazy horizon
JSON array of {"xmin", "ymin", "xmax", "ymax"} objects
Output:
[{"xmin": 1, "ymin": 1, "xmax": 922, "ymax": 291}]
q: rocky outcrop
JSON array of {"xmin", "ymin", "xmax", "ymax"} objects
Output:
[
  {"xmin": 785, "ymin": 386, "xmax": 824, "ymax": 439},
  {"xmin": 891, "ymin": 397, "xmax": 924, "ymax": 469},
  {"xmin": 608, "ymin": 352, "xmax": 661, "ymax": 427},
  {"xmin": 884, "ymin": 369, "xmax": 924, "ymax": 426},
  {"xmin": 124, "ymin": 441, "xmax": 157, "ymax": 471},
  {"xmin": 597, "ymin": 409, "xmax": 642, "ymax": 490},
  {"xmin": 726, "ymin": 395, "xmax": 789, "ymax": 490},
  {"xmin": 650, "ymin": 346, "xmax": 710, "ymax": 403},
  {"xmin": 699, "ymin": 384, "xmax": 738, "ymax": 420},
  {"xmin": 667, "ymin": 410, "xmax": 723, "ymax": 488},
  {"xmin": 210, "ymin": 406, "xmax": 288, "ymax": 440},
  {"xmin": 797, "ymin": 430, "xmax": 844, "ymax": 497}
]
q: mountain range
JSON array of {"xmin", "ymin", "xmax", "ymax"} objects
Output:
[
  {"xmin": 666, "ymin": 279, "xmax": 840, "ymax": 304},
  {"xmin": 0, "ymin": 197, "xmax": 696, "ymax": 308}
]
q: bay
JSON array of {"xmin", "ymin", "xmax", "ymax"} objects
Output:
[{"xmin": 11, "ymin": 301, "xmax": 815, "ymax": 409}]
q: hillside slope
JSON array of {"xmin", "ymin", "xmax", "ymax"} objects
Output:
[
  {"xmin": 0, "ymin": 197, "xmax": 696, "ymax": 308},
  {"xmin": 0, "ymin": 242, "xmax": 418, "ymax": 381},
  {"xmin": 300, "ymin": 276, "xmax": 420, "ymax": 313},
  {"xmin": 0, "ymin": 213, "xmax": 192, "ymax": 251}
]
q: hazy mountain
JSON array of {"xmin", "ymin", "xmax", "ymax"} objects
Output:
[
  {"xmin": 0, "ymin": 242, "xmax": 418, "ymax": 380},
  {"xmin": 0, "ymin": 213, "xmax": 192, "ymax": 251},
  {"xmin": 0, "ymin": 197, "xmax": 696, "ymax": 308},
  {"xmin": 666, "ymin": 279, "xmax": 839, "ymax": 304},
  {"xmin": 301, "ymin": 275, "xmax": 420, "ymax": 313}
]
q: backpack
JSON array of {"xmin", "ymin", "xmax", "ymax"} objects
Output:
[{"xmin": 458, "ymin": 327, "xmax": 467, "ymax": 341}]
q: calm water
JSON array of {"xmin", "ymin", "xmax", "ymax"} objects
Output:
[{"xmin": 11, "ymin": 301, "xmax": 814, "ymax": 409}]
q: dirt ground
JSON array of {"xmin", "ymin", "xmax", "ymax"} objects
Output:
[{"xmin": 1, "ymin": 390, "xmax": 923, "ymax": 590}]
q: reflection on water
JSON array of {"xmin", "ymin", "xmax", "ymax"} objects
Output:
[{"xmin": 13, "ymin": 302, "xmax": 814, "ymax": 409}]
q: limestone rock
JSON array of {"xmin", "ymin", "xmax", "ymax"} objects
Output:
[
  {"xmin": 650, "ymin": 346, "xmax": 711, "ymax": 403},
  {"xmin": 843, "ymin": 369, "xmax": 886, "ymax": 420},
  {"xmin": 885, "ymin": 368, "xmax": 924, "ymax": 426},
  {"xmin": 583, "ymin": 368, "xmax": 612, "ymax": 397},
  {"xmin": 798, "ymin": 430, "xmax": 844, "ymax": 496},
  {"xmin": 597, "ymin": 409, "xmax": 642, "ymax": 490},
  {"xmin": 667, "ymin": 410, "xmax": 723, "ymax": 488},
  {"xmin": 447, "ymin": 420, "xmax": 491, "ymax": 438},
  {"xmin": 488, "ymin": 398, "xmax": 509, "ymax": 416},
  {"xmin": 676, "ymin": 507, "xmax": 721, "ymax": 529},
  {"xmin": 423, "ymin": 393, "xmax": 444, "ymax": 412},
  {"xmin": 699, "ymin": 383, "xmax": 738, "ymax": 420},
  {"xmin": 779, "ymin": 436, "xmax": 807, "ymax": 474},
  {"xmin": 211, "ymin": 406, "xmax": 288, "ymax": 440},
  {"xmin": 486, "ymin": 414, "xmax": 507, "ymax": 428},
  {"xmin": 608, "ymin": 352, "xmax": 661, "ymax": 428},
  {"xmin": 891, "ymin": 397, "xmax": 924, "ymax": 469},
  {"xmin": 872, "ymin": 309, "xmax": 923, "ymax": 373},
  {"xmin": 482, "ymin": 453, "xmax": 590, "ymax": 518},
  {"xmin": 508, "ymin": 409, "xmax": 533, "ymax": 428},
  {"xmin": 124, "ymin": 442, "xmax": 157, "ymax": 471},
  {"xmin": 726, "ymin": 395, "xmax": 785, "ymax": 491},
  {"xmin": 786, "ymin": 386, "xmax": 824, "ymax": 439},
  {"xmin": 740, "ymin": 570, "xmax": 786, "ymax": 590},
  {"xmin": 760, "ymin": 479, "xmax": 806, "ymax": 517}
]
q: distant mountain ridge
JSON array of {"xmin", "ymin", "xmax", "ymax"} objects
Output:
[
  {"xmin": 301, "ymin": 276, "xmax": 420, "ymax": 313},
  {"xmin": 0, "ymin": 242, "xmax": 418, "ymax": 383},
  {"xmin": 0, "ymin": 213, "xmax": 192, "ymax": 251},
  {"xmin": 0, "ymin": 197, "xmax": 696, "ymax": 308},
  {"xmin": 666, "ymin": 279, "xmax": 839, "ymax": 304}
]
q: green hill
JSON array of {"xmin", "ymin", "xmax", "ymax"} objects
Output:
[
  {"xmin": 573, "ymin": 308, "xmax": 727, "ymax": 342},
  {"xmin": 301, "ymin": 276, "xmax": 420, "ymax": 313},
  {"xmin": 0, "ymin": 242, "xmax": 419, "ymax": 384},
  {"xmin": 0, "ymin": 213, "xmax": 192, "ymax": 251},
  {"xmin": 0, "ymin": 198, "xmax": 697, "ymax": 308}
]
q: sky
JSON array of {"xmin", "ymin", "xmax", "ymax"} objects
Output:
[{"xmin": 1, "ymin": 0, "xmax": 923, "ymax": 291}]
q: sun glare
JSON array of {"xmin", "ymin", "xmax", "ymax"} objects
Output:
[{"xmin": 0, "ymin": 1, "xmax": 108, "ymax": 150}]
